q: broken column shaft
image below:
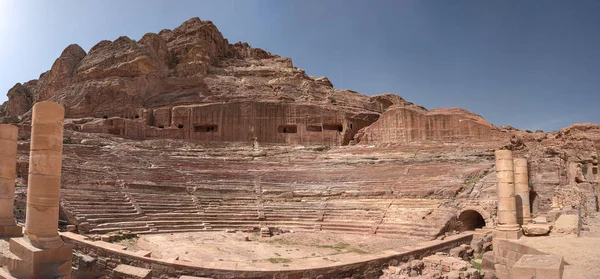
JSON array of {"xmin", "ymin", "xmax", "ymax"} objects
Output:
[
  {"xmin": 494, "ymin": 150, "xmax": 520, "ymax": 231},
  {"xmin": 0, "ymin": 124, "xmax": 22, "ymax": 237},
  {"xmin": 25, "ymin": 102, "xmax": 65, "ymax": 249},
  {"xmin": 514, "ymin": 158, "xmax": 532, "ymax": 225}
]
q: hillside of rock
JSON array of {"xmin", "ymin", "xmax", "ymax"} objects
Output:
[
  {"xmin": 0, "ymin": 17, "xmax": 503, "ymax": 146},
  {"xmin": 2, "ymin": 17, "xmax": 599, "ymax": 235}
]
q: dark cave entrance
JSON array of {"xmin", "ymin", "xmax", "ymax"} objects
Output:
[{"xmin": 458, "ymin": 210, "xmax": 486, "ymax": 231}]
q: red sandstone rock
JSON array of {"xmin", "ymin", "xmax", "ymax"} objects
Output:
[{"xmin": 1, "ymin": 16, "xmax": 599, "ymax": 247}]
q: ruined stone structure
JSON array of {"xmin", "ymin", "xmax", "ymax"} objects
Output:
[
  {"xmin": 0, "ymin": 17, "xmax": 597, "ymax": 279},
  {"xmin": 79, "ymin": 102, "xmax": 378, "ymax": 145},
  {"xmin": 358, "ymin": 107, "xmax": 505, "ymax": 144},
  {"xmin": 514, "ymin": 158, "xmax": 532, "ymax": 225},
  {"xmin": 493, "ymin": 150, "xmax": 521, "ymax": 237},
  {"xmin": 0, "ymin": 102, "xmax": 72, "ymax": 279},
  {"xmin": 0, "ymin": 125, "xmax": 21, "ymax": 237}
]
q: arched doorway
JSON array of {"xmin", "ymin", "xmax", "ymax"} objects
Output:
[{"xmin": 458, "ymin": 210, "xmax": 486, "ymax": 231}]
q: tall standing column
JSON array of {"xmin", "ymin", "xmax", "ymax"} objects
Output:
[
  {"xmin": 514, "ymin": 158, "xmax": 532, "ymax": 225},
  {"xmin": 25, "ymin": 102, "xmax": 65, "ymax": 249},
  {"xmin": 494, "ymin": 150, "xmax": 520, "ymax": 231},
  {"xmin": 0, "ymin": 124, "xmax": 22, "ymax": 237}
]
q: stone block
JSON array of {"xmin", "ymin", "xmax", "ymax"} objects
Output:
[
  {"xmin": 470, "ymin": 237, "xmax": 484, "ymax": 254},
  {"xmin": 481, "ymin": 251, "xmax": 495, "ymax": 271},
  {"xmin": 4, "ymin": 237, "xmax": 72, "ymax": 278},
  {"xmin": 532, "ymin": 216, "xmax": 548, "ymax": 224},
  {"xmin": 0, "ymin": 226, "xmax": 22, "ymax": 238},
  {"xmin": 512, "ymin": 264, "xmax": 536, "ymax": 279},
  {"xmin": 66, "ymin": 225, "xmax": 76, "ymax": 232},
  {"xmin": 494, "ymin": 228, "xmax": 523, "ymax": 239},
  {"xmin": 112, "ymin": 264, "xmax": 151, "ymax": 279},
  {"xmin": 507, "ymin": 250, "xmax": 523, "ymax": 263},
  {"xmin": 449, "ymin": 246, "xmax": 466, "ymax": 259},
  {"xmin": 494, "ymin": 263, "xmax": 510, "ymax": 279},
  {"xmin": 552, "ymin": 214, "xmax": 580, "ymax": 236},
  {"xmin": 523, "ymin": 223, "xmax": 551, "ymax": 236},
  {"xmin": 513, "ymin": 254, "xmax": 564, "ymax": 279}
]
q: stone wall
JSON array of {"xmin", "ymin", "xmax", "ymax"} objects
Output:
[
  {"xmin": 491, "ymin": 238, "xmax": 546, "ymax": 279},
  {"xmin": 62, "ymin": 232, "xmax": 473, "ymax": 279}
]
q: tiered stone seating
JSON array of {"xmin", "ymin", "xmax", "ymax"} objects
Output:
[
  {"xmin": 60, "ymin": 189, "xmax": 450, "ymax": 239},
  {"xmin": 262, "ymin": 201, "xmax": 322, "ymax": 230},
  {"xmin": 129, "ymin": 192, "xmax": 204, "ymax": 233},
  {"xmin": 198, "ymin": 197, "xmax": 261, "ymax": 231},
  {"xmin": 375, "ymin": 199, "xmax": 450, "ymax": 239},
  {"xmin": 318, "ymin": 200, "xmax": 388, "ymax": 234},
  {"xmin": 61, "ymin": 190, "xmax": 146, "ymax": 234}
]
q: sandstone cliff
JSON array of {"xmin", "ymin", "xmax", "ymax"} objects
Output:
[
  {"xmin": 3, "ymin": 17, "xmax": 599, "ymax": 240},
  {"xmin": 0, "ymin": 17, "xmax": 502, "ymax": 146}
]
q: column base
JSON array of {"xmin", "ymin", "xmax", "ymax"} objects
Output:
[
  {"xmin": 0, "ymin": 226, "xmax": 22, "ymax": 238},
  {"xmin": 493, "ymin": 227, "xmax": 523, "ymax": 240},
  {"xmin": 0, "ymin": 237, "xmax": 72, "ymax": 279},
  {"xmin": 26, "ymin": 233, "xmax": 65, "ymax": 249}
]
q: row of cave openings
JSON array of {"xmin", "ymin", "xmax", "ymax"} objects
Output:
[
  {"xmin": 100, "ymin": 111, "xmax": 354, "ymax": 134},
  {"xmin": 150, "ymin": 123, "xmax": 353, "ymax": 134}
]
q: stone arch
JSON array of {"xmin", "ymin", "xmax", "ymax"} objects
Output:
[{"xmin": 457, "ymin": 206, "xmax": 492, "ymax": 231}]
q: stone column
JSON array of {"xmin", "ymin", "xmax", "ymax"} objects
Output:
[
  {"xmin": 514, "ymin": 158, "xmax": 532, "ymax": 225},
  {"xmin": 25, "ymin": 102, "xmax": 65, "ymax": 249},
  {"xmin": 0, "ymin": 124, "xmax": 22, "ymax": 237},
  {"xmin": 494, "ymin": 150, "xmax": 521, "ymax": 234}
]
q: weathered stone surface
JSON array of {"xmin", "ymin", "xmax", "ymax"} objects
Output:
[
  {"xmin": 552, "ymin": 214, "xmax": 581, "ymax": 236},
  {"xmin": 522, "ymin": 223, "xmax": 552, "ymax": 236},
  {"xmin": 512, "ymin": 254, "xmax": 564, "ymax": 279},
  {"xmin": 532, "ymin": 216, "xmax": 548, "ymax": 224},
  {"xmin": 0, "ymin": 16, "xmax": 599, "ymax": 279},
  {"xmin": 359, "ymin": 107, "xmax": 505, "ymax": 144}
]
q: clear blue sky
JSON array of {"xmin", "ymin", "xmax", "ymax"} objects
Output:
[{"xmin": 1, "ymin": 0, "xmax": 599, "ymax": 131}]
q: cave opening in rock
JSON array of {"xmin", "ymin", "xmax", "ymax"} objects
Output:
[
  {"xmin": 278, "ymin": 125, "xmax": 297, "ymax": 133},
  {"xmin": 194, "ymin": 124, "xmax": 218, "ymax": 132},
  {"xmin": 323, "ymin": 123, "xmax": 343, "ymax": 132},
  {"xmin": 135, "ymin": 115, "xmax": 139, "ymax": 119},
  {"xmin": 458, "ymin": 210, "xmax": 486, "ymax": 231},
  {"xmin": 306, "ymin": 125, "xmax": 323, "ymax": 132},
  {"xmin": 178, "ymin": 124, "xmax": 184, "ymax": 129}
]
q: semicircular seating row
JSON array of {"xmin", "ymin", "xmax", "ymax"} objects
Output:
[{"xmin": 60, "ymin": 189, "xmax": 455, "ymax": 240}]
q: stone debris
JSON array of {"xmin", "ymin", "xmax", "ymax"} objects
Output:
[
  {"xmin": 552, "ymin": 214, "xmax": 581, "ymax": 236},
  {"xmin": 512, "ymin": 254, "xmax": 564, "ymax": 279},
  {"xmin": 112, "ymin": 264, "xmax": 151, "ymax": 279},
  {"xmin": 522, "ymin": 223, "xmax": 552, "ymax": 236},
  {"xmin": 260, "ymin": 227, "xmax": 271, "ymax": 237},
  {"xmin": 380, "ymin": 252, "xmax": 481, "ymax": 279},
  {"xmin": 532, "ymin": 216, "xmax": 548, "ymax": 224},
  {"xmin": 0, "ymin": 15, "xmax": 598, "ymax": 279}
]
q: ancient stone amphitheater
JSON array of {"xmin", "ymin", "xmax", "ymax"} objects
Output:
[{"xmin": 0, "ymin": 17, "xmax": 599, "ymax": 279}]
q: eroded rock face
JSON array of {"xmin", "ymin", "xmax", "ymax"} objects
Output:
[
  {"xmin": 522, "ymin": 223, "xmax": 552, "ymax": 236},
  {"xmin": 2, "ymin": 17, "xmax": 600, "ymax": 236},
  {"xmin": 1, "ymin": 17, "xmax": 505, "ymax": 147},
  {"xmin": 358, "ymin": 107, "xmax": 505, "ymax": 144}
]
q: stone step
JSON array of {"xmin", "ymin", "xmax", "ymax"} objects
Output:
[
  {"xmin": 78, "ymin": 212, "xmax": 140, "ymax": 219},
  {"xmin": 90, "ymin": 226, "xmax": 151, "ymax": 234}
]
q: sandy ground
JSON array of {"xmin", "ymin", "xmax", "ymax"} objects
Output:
[
  {"xmin": 119, "ymin": 231, "xmax": 417, "ymax": 267},
  {"xmin": 519, "ymin": 216, "xmax": 600, "ymax": 279}
]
